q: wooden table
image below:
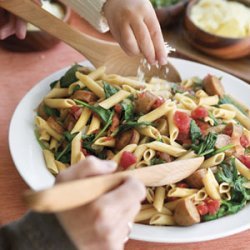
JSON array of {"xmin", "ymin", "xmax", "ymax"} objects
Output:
[{"xmin": 0, "ymin": 13, "xmax": 249, "ymax": 250}]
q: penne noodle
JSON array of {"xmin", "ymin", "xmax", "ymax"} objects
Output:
[
  {"xmin": 87, "ymin": 115, "xmax": 101, "ymax": 135},
  {"xmin": 235, "ymin": 158, "xmax": 250, "ymax": 180},
  {"xmin": 45, "ymin": 88, "xmax": 69, "ymax": 99},
  {"xmin": 168, "ymin": 187, "xmax": 198, "ymax": 198},
  {"xmin": 167, "ymin": 109, "xmax": 179, "ymax": 144},
  {"xmin": 43, "ymin": 149, "xmax": 58, "ymax": 174},
  {"xmin": 134, "ymin": 208, "xmax": 157, "ymax": 222},
  {"xmin": 203, "ymin": 169, "xmax": 220, "ymax": 200},
  {"xmin": 94, "ymin": 137, "xmax": 116, "ymax": 147},
  {"xmin": 88, "ymin": 66, "xmax": 106, "ymax": 80},
  {"xmin": 149, "ymin": 214, "xmax": 175, "ymax": 226},
  {"xmin": 153, "ymin": 187, "xmax": 166, "ymax": 212},
  {"xmin": 112, "ymin": 144, "xmax": 137, "ymax": 164},
  {"xmin": 44, "ymin": 98, "xmax": 76, "ymax": 109},
  {"xmin": 137, "ymin": 126, "xmax": 161, "ymax": 140},
  {"xmin": 71, "ymin": 132, "xmax": 85, "ymax": 165},
  {"xmin": 71, "ymin": 108, "xmax": 92, "ymax": 134},
  {"xmin": 200, "ymin": 153, "xmax": 225, "ymax": 169},
  {"xmin": 198, "ymin": 95, "xmax": 219, "ymax": 106},
  {"xmin": 143, "ymin": 149, "xmax": 156, "ymax": 162}
]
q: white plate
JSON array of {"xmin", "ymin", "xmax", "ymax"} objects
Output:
[{"xmin": 9, "ymin": 58, "xmax": 250, "ymax": 243}]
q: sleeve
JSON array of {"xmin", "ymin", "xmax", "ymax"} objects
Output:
[
  {"xmin": 61, "ymin": 0, "xmax": 109, "ymax": 32},
  {"xmin": 0, "ymin": 212, "xmax": 76, "ymax": 250}
]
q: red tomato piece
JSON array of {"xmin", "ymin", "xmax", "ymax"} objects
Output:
[
  {"xmin": 174, "ymin": 111, "xmax": 191, "ymax": 134},
  {"xmin": 197, "ymin": 203, "xmax": 209, "ymax": 216},
  {"xmin": 195, "ymin": 120, "xmax": 210, "ymax": 134},
  {"xmin": 114, "ymin": 104, "xmax": 122, "ymax": 114},
  {"xmin": 223, "ymin": 124, "xmax": 233, "ymax": 136},
  {"xmin": 205, "ymin": 198, "xmax": 220, "ymax": 215},
  {"xmin": 191, "ymin": 106, "xmax": 208, "ymax": 120},
  {"xmin": 176, "ymin": 182, "xmax": 189, "ymax": 188},
  {"xmin": 238, "ymin": 155, "xmax": 250, "ymax": 169},
  {"xmin": 240, "ymin": 135, "xmax": 250, "ymax": 148},
  {"xmin": 70, "ymin": 106, "xmax": 82, "ymax": 120},
  {"xmin": 120, "ymin": 151, "xmax": 137, "ymax": 169},
  {"xmin": 152, "ymin": 97, "xmax": 165, "ymax": 109}
]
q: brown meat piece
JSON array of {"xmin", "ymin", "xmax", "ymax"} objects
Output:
[
  {"xmin": 185, "ymin": 169, "xmax": 207, "ymax": 189},
  {"xmin": 47, "ymin": 116, "xmax": 64, "ymax": 134},
  {"xmin": 203, "ymin": 74, "xmax": 225, "ymax": 97},
  {"xmin": 174, "ymin": 198, "xmax": 200, "ymax": 226},
  {"xmin": 134, "ymin": 91, "xmax": 158, "ymax": 114},
  {"xmin": 116, "ymin": 129, "xmax": 140, "ymax": 150},
  {"xmin": 156, "ymin": 152, "xmax": 172, "ymax": 163},
  {"xmin": 71, "ymin": 90, "xmax": 97, "ymax": 103}
]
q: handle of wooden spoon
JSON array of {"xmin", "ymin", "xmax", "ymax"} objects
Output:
[{"xmin": 0, "ymin": 0, "xmax": 115, "ymax": 63}]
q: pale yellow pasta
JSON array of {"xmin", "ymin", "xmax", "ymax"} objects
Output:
[
  {"xmin": 134, "ymin": 208, "xmax": 157, "ymax": 222},
  {"xmin": 76, "ymin": 72, "xmax": 105, "ymax": 98},
  {"xmin": 122, "ymin": 85, "xmax": 138, "ymax": 94},
  {"xmin": 88, "ymin": 66, "xmax": 106, "ymax": 80},
  {"xmin": 149, "ymin": 214, "xmax": 175, "ymax": 226},
  {"xmin": 143, "ymin": 149, "xmax": 156, "ymax": 162},
  {"xmin": 161, "ymin": 136, "xmax": 183, "ymax": 148},
  {"xmin": 43, "ymin": 149, "xmax": 58, "ymax": 174},
  {"xmin": 139, "ymin": 136, "xmax": 150, "ymax": 145},
  {"xmin": 178, "ymin": 150, "xmax": 197, "ymax": 160},
  {"xmin": 99, "ymin": 90, "xmax": 130, "ymax": 109},
  {"xmin": 133, "ymin": 144, "xmax": 148, "ymax": 163},
  {"xmin": 71, "ymin": 132, "xmax": 85, "ymax": 165},
  {"xmin": 212, "ymin": 108, "xmax": 236, "ymax": 120},
  {"xmin": 221, "ymin": 192, "xmax": 231, "ymax": 201},
  {"xmin": 200, "ymin": 153, "xmax": 225, "ymax": 169},
  {"xmin": 135, "ymin": 160, "xmax": 150, "ymax": 168},
  {"xmin": 137, "ymin": 126, "xmax": 161, "ymax": 140},
  {"xmin": 193, "ymin": 188, "xmax": 208, "ymax": 203},
  {"xmin": 203, "ymin": 169, "xmax": 221, "ymax": 200},
  {"xmin": 111, "ymin": 144, "xmax": 137, "ymax": 164},
  {"xmin": 153, "ymin": 187, "xmax": 166, "ymax": 212},
  {"xmin": 168, "ymin": 187, "xmax": 198, "ymax": 198},
  {"xmin": 45, "ymin": 88, "xmax": 69, "ymax": 99},
  {"xmin": 94, "ymin": 137, "xmax": 115, "ymax": 147},
  {"xmin": 220, "ymin": 103, "xmax": 250, "ymax": 130},
  {"xmin": 165, "ymin": 198, "xmax": 183, "ymax": 211},
  {"xmin": 198, "ymin": 95, "xmax": 219, "ymax": 106},
  {"xmin": 146, "ymin": 141, "xmax": 186, "ymax": 157},
  {"xmin": 235, "ymin": 158, "xmax": 250, "ymax": 180},
  {"xmin": 138, "ymin": 101, "xmax": 174, "ymax": 123},
  {"xmin": 68, "ymin": 81, "xmax": 85, "ymax": 95},
  {"xmin": 243, "ymin": 182, "xmax": 250, "ymax": 189},
  {"xmin": 141, "ymin": 204, "xmax": 154, "ymax": 210},
  {"xmin": 146, "ymin": 188, "xmax": 155, "ymax": 204},
  {"xmin": 55, "ymin": 160, "xmax": 68, "ymax": 172},
  {"xmin": 155, "ymin": 119, "xmax": 168, "ymax": 135},
  {"xmin": 49, "ymin": 138, "xmax": 58, "ymax": 151},
  {"xmin": 103, "ymin": 74, "xmax": 145, "ymax": 89},
  {"xmin": 71, "ymin": 108, "xmax": 92, "ymax": 134},
  {"xmin": 167, "ymin": 109, "xmax": 179, "ymax": 144},
  {"xmin": 195, "ymin": 89, "xmax": 208, "ymax": 98},
  {"xmin": 39, "ymin": 130, "xmax": 50, "ymax": 141},
  {"xmin": 86, "ymin": 115, "xmax": 101, "ymax": 135},
  {"xmin": 204, "ymin": 116, "xmax": 215, "ymax": 126},
  {"xmin": 219, "ymin": 182, "xmax": 231, "ymax": 194},
  {"xmin": 35, "ymin": 117, "xmax": 62, "ymax": 141},
  {"xmin": 181, "ymin": 78, "xmax": 193, "ymax": 88},
  {"xmin": 174, "ymin": 93, "xmax": 197, "ymax": 110},
  {"xmin": 44, "ymin": 98, "xmax": 76, "ymax": 109},
  {"xmin": 161, "ymin": 206, "xmax": 173, "ymax": 216}
]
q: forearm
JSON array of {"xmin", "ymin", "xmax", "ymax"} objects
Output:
[
  {"xmin": 0, "ymin": 212, "xmax": 76, "ymax": 250},
  {"xmin": 60, "ymin": 0, "xmax": 109, "ymax": 32}
]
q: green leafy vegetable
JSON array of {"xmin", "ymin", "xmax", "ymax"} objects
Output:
[
  {"xmin": 150, "ymin": 157, "xmax": 165, "ymax": 165},
  {"xmin": 55, "ymin": 144, "xmax": 71, "ymax": 162},
  {"xmin": 215, "ymin": 159, "xmax": 238, "ymax": 184},
  {"xmin": 192, "ymin": 132, "xmax": 217, "ymax": 156},
  {"xmin": 74, "ymin": 99, "xmax": 112, "ymax": 123},
  {"xmin": 212, "ymin": 144, "xmax": 234, "ymax": 155},
  {"xmin": 63, "ymin": 131, "xmax": 78, "ymax": 142},
  {"xmin": 50, "ymin": 80, "xmax": 58, "ymax": 89},
  {"xmin": 103, "ymin": 82, "xmax": 119, "ymax": 98},
  {"xmin": 34, "ymin": 130, "xmax": 49, "ymax": 150},
  {"xmin": 60, "ymin": 64, "xmax": 81, "ymax": 88},
  {"xmin": 190, "ymin": 120, "xmax": 202, "ymax": 144},
  {"xmin": 44, "ymin": 105, "xmax": 60, "ymax": 117},
  {"xmin": 82, "ymin": 134, "xmax": 96, "ymax": 154},
  {"xmin": 171, "ymin": 83, "xmax": 185, "ymax": 94},
  {"xmin": 208, "ymin": 111, "xmax": 219, "ymax": 126},
  {"xmin": 121, "ymin": 102, "xmax": 134, "ymax": 122}
]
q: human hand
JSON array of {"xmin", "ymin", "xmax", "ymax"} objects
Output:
[
  {"xmin": 0, "ymin": 0, "xmax": 40, "ymax": 40},
  {"xmin": 103, "ymin": 0, "xmax": 167, "ymax": 65},
  {"xmin": 56, "ymin": 156, "xmax": 146, "ymax": 250}
]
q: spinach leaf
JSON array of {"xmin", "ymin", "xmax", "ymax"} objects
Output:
[
  {"xmin": 150, "ymin": 157, "xmax": 165, "ymax": 165},
  {"xmin": 121, "ymin": 102, "xmax": 134, "ymax": 122},
  {"xmin": 44, "ymin": 105, "xmax": 60, "ymax": 117},
  {"xmin": 56, "ymin": 143, "xmax": 71, "ymax": 162},
  {"xmin": 82, "ymin": 134, "xmax": 96, "ymax": 154},
  {"xmin": 208, "ymin": 111, "xmax": 219, "ymax": 126},
  {"xmin": 63, "ymin": 131, "xmax": 78, "ymax": 142},
  {"xmin": 103, "ymin": 82, "xmax": 119, "ymax": 98},
  {"xmin": 74, "ymin": 99, "xmax": 112, "ymax": 123},
  {"xmin": 212, "ymin": 144, "xmax": 234, "ymax": 155},
  {"xmin": 190, "ymin": 120, "xmax": 202, "ymax": 144},
  {"xmin": 215, "ymin": 158, "xmax": 237, "ymax": 184},
  {"xmin": 60, "ymin": 64, "xmax": 81, "ymax": 88},
  {"xmin": 34, "ymin": 130, "xmax": 49, "ymax": 150},
  {"xmin": 192, "ymin": 132, "xmax": 217, "ymax": 156},
  {"xmin": 171, "ymin": 83, "xmax": 185, "ymax": 94},
  {"xmin": 50, "ymin": 80, "xmax": 58, "ymax": 89}
]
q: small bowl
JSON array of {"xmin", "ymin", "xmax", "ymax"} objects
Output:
[
  {"xmin": 183, "ymin": 0, "xmax": 250, "ymax": 59},
  {"xmin": 154, "ymin": 0, "xmax": 189, "ymax": 28},
  {"xmin": 0, "ymin": 1, "xmax": 71, "ymax": 52}
]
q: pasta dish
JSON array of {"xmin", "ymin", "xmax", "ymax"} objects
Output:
[{"xmin": 34, "ymin": 64, "xmax": 250, "ymax": 226}]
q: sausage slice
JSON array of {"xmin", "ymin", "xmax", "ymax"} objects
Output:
[
  {"xmin": 185, "ymin": 169, "xmax": 207, "ymax": 189},
  {"xmin": 203, "ymin": 74, "xmax": 225, "ymax": 97}
]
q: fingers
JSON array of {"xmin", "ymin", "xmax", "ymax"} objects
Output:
[
  {"xmin": 56, "ymin": 156, "xmax": 117, "ymax": 183},
  {"xmin": 144, "ymin": 15, "xmax": 168, "ymax": 65},
  {"xmin": 15, "ymin": 18, "xmax": 27, "ymax": 39}
]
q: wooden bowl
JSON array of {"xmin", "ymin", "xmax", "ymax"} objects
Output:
[
  {"xmin": 0, "ymin": 1, "xmax": 71, "ymax": 52},
  {"xmin": 154, "ymin": 0, "xmax": 189, "ymax": 28},
  {"xmin": 183, "ymin": 0, "xmax": 250, "ymax": 59}
]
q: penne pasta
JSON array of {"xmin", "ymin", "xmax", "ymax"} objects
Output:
[
  {"xmin": 71, "ymin": 108, "xmax": 92, "ymax": 134},
  {"xmin": 44, "ymin": 98, "xmax": 76, "ymax": 109}
]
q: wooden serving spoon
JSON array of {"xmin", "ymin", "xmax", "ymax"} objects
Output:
[
  {"xmin": 24, "ymin": 157, "xmax": 204, "ymax": 212},
  {"xmin": 0, "ymin": 0, "xmax": 181, "ymax": 82}
]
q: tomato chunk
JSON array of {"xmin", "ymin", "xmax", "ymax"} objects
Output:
[
  {"xmin": 176, "ymin": 182, "xmax": 189, "ymax": 188},
  {"xmin": 152, "ymin": 97, "xmax": 165, "ymax": 109},
  {"xmin": 191, "ymin": 106, "xmax": 208, "ymax": 120},
  {"xmin": 238, "ymin": 155, "xmax": 250, "ymax": 169},
  {"xmin": 195, "ymin": 120, "xmax": 210, "ymax": 135},
  {"xmin": 205, "ymin": 198, "xmax": 220, "ymax": 215},
  {"xmin": 197, "ymin": 203, "xmax": 209, "ymax": 216},
  {"xmin": 174, "ymin": 111, "xmax": 191, "ymax": 134},
  {"xmin": 120, "ymin": 151, "xmax": 137, "ymax": 169},
  {"xmin": 70, "ymin": 106, "xmax": 82, "ymax": 120},
  {"xmin": 240, "ymin": 135, "xmax": 250, "ymax": 148},
  {"xmin": 223, "ymin": 124, "xmax": 233, "ymax": 136},
  {"xmin": 114, "ymin": 104, "xmax": 122, "ymax": 114}
]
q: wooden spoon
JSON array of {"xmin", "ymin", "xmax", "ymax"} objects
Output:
[
  {"xmin": 0, "ymin": 0, "xmax": 181, "ymax": 82},
  {"xmin": 24, "ymin": 157, "xmax": 204, "ymax": 212}
]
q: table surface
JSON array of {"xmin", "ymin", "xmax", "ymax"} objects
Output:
[{"xmin": 0, "ymin": 13, "xmax": 250, "ymax": 250}]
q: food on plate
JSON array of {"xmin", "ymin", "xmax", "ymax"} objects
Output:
[
  {"xmin": 190, "ymin": 0, "xmax": 250, "ymax": 38},
  {"xmin": 35, "ymin": 64, "xmax": 250, "ymax": 226}
]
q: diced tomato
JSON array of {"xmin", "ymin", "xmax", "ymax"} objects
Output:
[
  {"xmin": 152, "ymin": 97, "xmax": 165, "ymax": 109},
  {"xmin": 120, "ymin": 151, "xmax": 137, "ymax": 169},
  {"xmin": 223, "ymin": 124, "xmax": 233, "ymax": 136},
  {"xmin": 81, "ymin": 148, "xmax": 90, "ymax": 156},
  {"xmin": 191, "ymin": 106, "xmax": 208, "ymax": 120},
  {"xmin": 176, "ymin": 182, "xmax": 189, "ymax": 188},
  {"xmin": 70, "ymin": 106, "xmax": 82, "ymax": 120},
  {"xmin": 114, "ymin": 104, "xmax": 122, "ymax": 114},
  {"xmin": 197, "ymin": 203, "xmax": 209, "ymax": 216},
  {"xmin": 205, "ymin": 198, "xmax": 220, "ymax": 215},
  {"xmin": 177, "ymin": 132, "xmax": 190, "ymax": 141},
  {"xmin": 238, "ymin": 155, "xmax": 250, "ymax": 169},
  {"xmin": 240, "ymin": 135, "xmax": 250, "ymax": 148},
  {"xmin": 174, "ymin": 111, "xmax": 191, "ymax": 134},
  {"xmin": 109, "ymin": 113, "xmax": 120, "ymax": 132},
  {"xmin": 195, "ymin": 120, "xmax": 210, "ymax": 135}
]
